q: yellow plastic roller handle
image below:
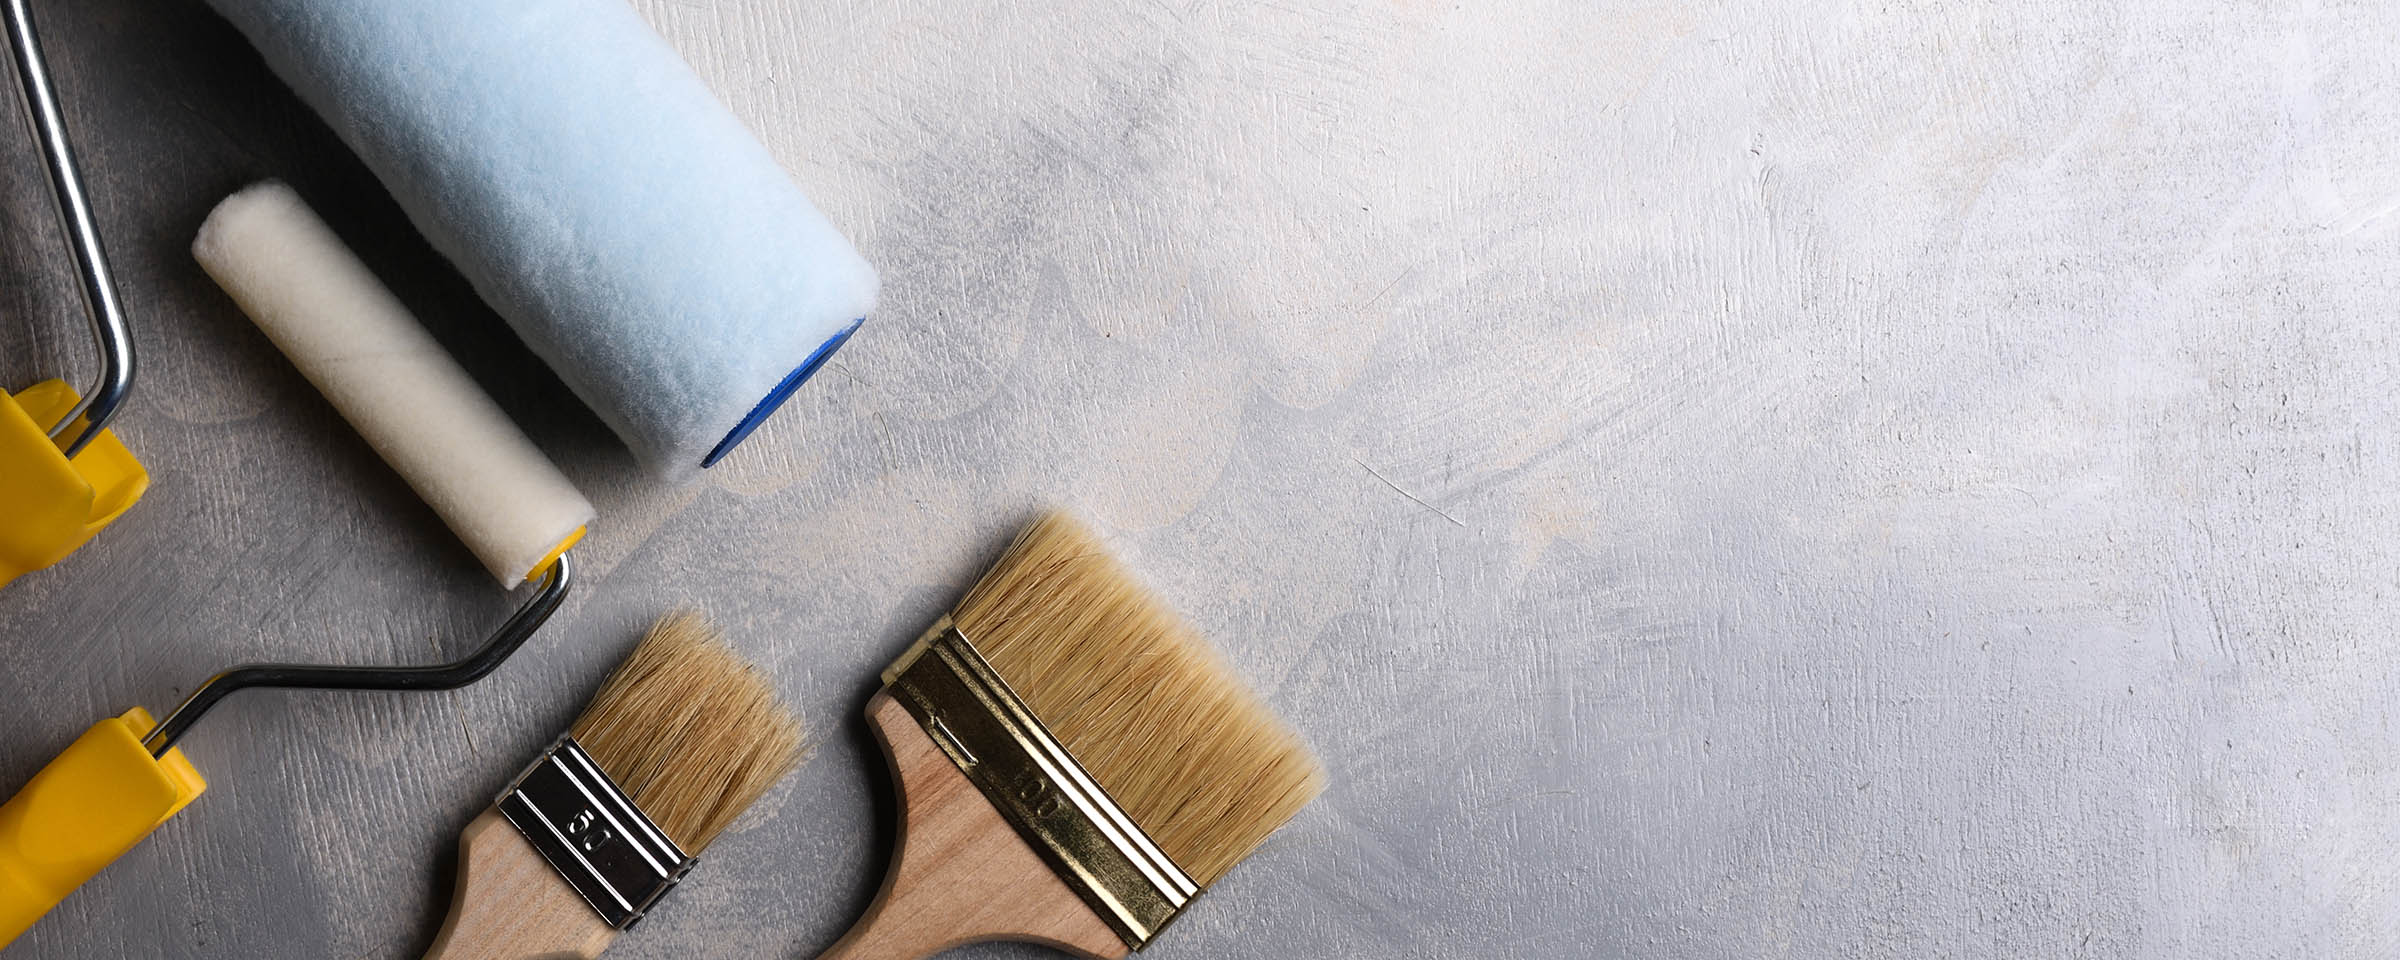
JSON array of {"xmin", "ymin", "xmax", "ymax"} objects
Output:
[
  {"xmin": 0, "ymin": 380, "xmax": 148, "ymax": 588},
  {"xmin": 0, "ymin": 708, "xmax": 204, "ymax": 948}
]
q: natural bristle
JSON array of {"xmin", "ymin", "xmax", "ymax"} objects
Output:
[
  {"xmin": 952, "ymin": 512, "xmax": 1325, "ymax": 885},
  {"xmin": 569, "ymin": 612, "xmax": 805, "ymax": 853}
]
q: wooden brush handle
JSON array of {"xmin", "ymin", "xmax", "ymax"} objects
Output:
[
  {"xmin": 817, "ymin": 693, "xmax": 1126, "ymax": 960},
  {"xmin": 422, "ymin": 809, "xmax": 618, "ymax": 960}
]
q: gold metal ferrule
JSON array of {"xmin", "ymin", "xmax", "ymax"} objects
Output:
[{"xmin": 882, "ymin": 618, "xmax": 1201, "ymax": 950}]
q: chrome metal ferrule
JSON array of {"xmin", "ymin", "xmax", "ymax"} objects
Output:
[
  {"xmin": 883, "ymin": 619, "xmax": 1202, "ymax": 950},
  {"xmin": 494, "ymin": 734, "xmax": 693, "ymax": 930}
]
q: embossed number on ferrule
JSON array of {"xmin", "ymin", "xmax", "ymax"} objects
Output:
[{"xmin": 563, "ymin": 808, "xmax": 617, "ymax": 852}]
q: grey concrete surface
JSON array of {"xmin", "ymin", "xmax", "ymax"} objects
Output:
[{"xmin": 4, "ymin": 0, "xmax": 2399, "ymax": 957}]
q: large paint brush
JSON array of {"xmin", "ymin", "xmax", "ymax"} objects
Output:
[{"xmin": 822, "ymin": 512, "xmax": 1325, "ymax": 959}]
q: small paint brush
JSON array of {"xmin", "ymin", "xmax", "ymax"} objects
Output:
[
  {"xmin": 425, "ymin": 612, "xmax": 805, "ymax": 960},
  {"xmin": 822, "ymin": 512, "xmax": 1325, "ymax": 959}
]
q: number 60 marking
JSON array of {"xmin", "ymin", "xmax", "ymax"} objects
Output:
[
  {"xmin": 563, "ymin": 807, "xmax": 617, "ymax": 853},
  {"xmin": 1014, "ymin": 773, "xmax": 1063, "ymax": 819}
]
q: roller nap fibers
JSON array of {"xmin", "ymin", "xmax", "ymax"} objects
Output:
[
  {"xmin": 194, "ymin": 182, "xmax": 594, "ymax": 587},
  {"xmin": 202, "ymin": 0, "xmax": 880, "ymax": 479}
]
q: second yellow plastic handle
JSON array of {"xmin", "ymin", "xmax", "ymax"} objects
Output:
[{"xmin": 0, "ymin": 708, "xmax": 205, "ymax": 948}]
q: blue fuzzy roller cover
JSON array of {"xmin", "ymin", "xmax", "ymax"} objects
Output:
[{"xmin": 204, "ymin": 0, "xmax": 879, "ymax": 479}]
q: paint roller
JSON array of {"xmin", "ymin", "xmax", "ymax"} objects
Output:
[
  {"xmin": 202, "ymin": 0, "xmax": 881, "ymax": 480},
  {"xmin": 0, "ymin": 183, "xmax": 595, "ymax": 947}
]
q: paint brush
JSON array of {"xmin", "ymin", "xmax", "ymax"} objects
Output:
[
  {"xmin": 425, "ymin": 612, "xmax": 804, "ymax": 959},
  {"xmin": 822, "ymin": 512, "xmax": 1325, "ymax": 959}
]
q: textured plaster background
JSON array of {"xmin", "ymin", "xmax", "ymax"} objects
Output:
[{"xmin": 4, "ymin": 0, "xmax": 2399, "ymax": 957}]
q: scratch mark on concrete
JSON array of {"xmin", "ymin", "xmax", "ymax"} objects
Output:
[
  {"xmin": 1355, "ymin": 456, "xmax": 1465, "ymax": 527},
  {"xmin": 1362, "ymin": 268, "xmax": 1408, "ymax": 308}
]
